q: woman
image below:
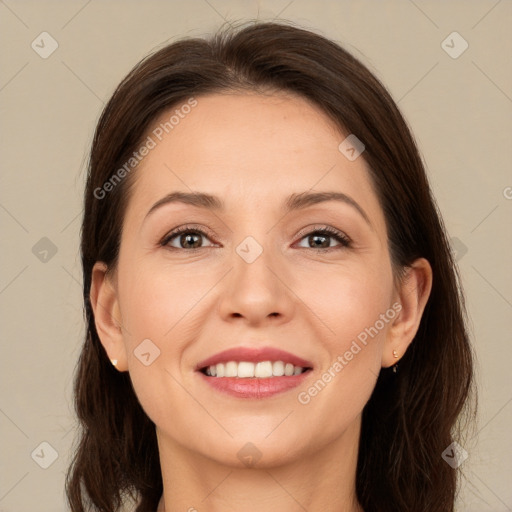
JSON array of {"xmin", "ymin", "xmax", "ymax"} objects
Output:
[{"xmin": 66, "ymin": 21, "xmax": 475, "ymax": 512}]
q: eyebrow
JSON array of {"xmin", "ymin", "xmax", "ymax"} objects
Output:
[{"xmin": 145, "ymin": 190, "xmax": 372, "ymax": 227}]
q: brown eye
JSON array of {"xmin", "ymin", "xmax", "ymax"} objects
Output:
[
  {"xmin": 175, "ymin": 231, "xmax": 203, "ymax": 249},
  {"xmin": 296, "ymin": 227, "xmax": 351, "ymax": 251},
  {"xmin": 306, "ymin": 233, "xmax": 332, "ymax": 249},
  {"xmin": 161, "ymin": 226, "xmax": 215, "ymax": 250}
]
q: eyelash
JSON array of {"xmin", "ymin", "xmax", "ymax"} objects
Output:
[{"xmin": 159, "ymin": 224, "xmax": 352, "ymax": 252}]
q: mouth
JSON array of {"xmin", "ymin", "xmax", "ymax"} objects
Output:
[
  {"xmin": 195, "ymin": 346, "xmax": 313, "ymax": 399},
  {"xmin": 200, "ymin": 360, "xmax": 311, "ymax": 378}
]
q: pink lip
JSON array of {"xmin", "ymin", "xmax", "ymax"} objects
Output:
[
  {"xmin": 195, "ymin": 346, "xmax": 313, "ymax": 400},
  {"xmin": 195, "ymin": 346, "xmax": 313, "ymax": 370},
  {"xmin": 198, "ymin": 371, "xmax": 311, "ymax": 399}
]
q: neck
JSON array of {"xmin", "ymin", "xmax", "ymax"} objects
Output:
[{"xmin": 156, "ymin": 417, "xmax": 364, "ymax": 512}]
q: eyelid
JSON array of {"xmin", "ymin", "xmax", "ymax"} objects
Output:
[
  {"xmin": 159, "ymin": 224, "xmax": 218, "ymax": 248},
  {"xmin": 293, "ymin": 224, "xmax": 352, "ymax": 249},
  {"xmin": 160, "ymin": 223, "xmax": 352, "ymax": 251},
  {"xmin": 294, "ymin": 224, "xmax": 351, "ymax": 242}
]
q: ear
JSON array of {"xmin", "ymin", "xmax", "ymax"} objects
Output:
[
  {"xmin": 382, "ymin": 257, "xmax": 433, "ymax": 368},
  {"xmin": 90, "ymin": 262, "xmax": 128, "ymax": 372}
]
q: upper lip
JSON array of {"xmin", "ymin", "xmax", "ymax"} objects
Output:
[{"xmin": 195, "ymin": 346, "xmax": 313, "ymax": 371}]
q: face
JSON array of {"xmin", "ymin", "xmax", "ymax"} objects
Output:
[{"xmin": 104, "ymin": 92, "xmax": 399, "ymax": 467}]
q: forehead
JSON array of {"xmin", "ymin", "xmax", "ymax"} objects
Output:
[{"xmin": 125, "ymin": 92, "xmax": 383, "ymax": 227}]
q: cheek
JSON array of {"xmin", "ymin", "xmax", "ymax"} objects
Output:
[
  {"xmin": 294, "ymin": 262, "xmax": 393, "ymax": 415},
  {"xmin": 116, "ymin": 262, "xmax": 206, "ymax": 427},
  {"xmin": 298, "ymin": 258, "xmax": 394, "ymax": 348},
  {"xmin": 118, "ymin": 260, "xmax": 207, "ymax": 346}
]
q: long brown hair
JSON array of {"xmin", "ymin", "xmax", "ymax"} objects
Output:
[{"xmin": 66, "ymin": 20, "xmax": 476, "ymax": 512}]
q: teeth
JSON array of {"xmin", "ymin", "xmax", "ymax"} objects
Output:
[
  {"xmin": 238, "ymin": 361, "xmax": 254, "ymax": 378},
  {"xmin": 272, "ymin": 361, "xmax": 284, "ymax": 376},
  {"xmin": 204, "ymin": 360, "xmax": 306, "ymax": 378},
  {"xmin": 225, "ymin": 361, "xmax": 237, "ymax": 377},
  {"xmin": 255, "ymin": 361, "xmax": 272, "ymax": 378},
  {"xmin": 284, "ymin": 363, "xmax": 294, "ymax": 376}
]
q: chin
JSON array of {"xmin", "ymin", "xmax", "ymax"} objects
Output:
[{"xmin": 203, "ymin": 437, "xmax": 307, "ymax": 469}]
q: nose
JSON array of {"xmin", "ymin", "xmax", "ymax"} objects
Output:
[{"xmin": 217, "ymin": 240, "xmax": 295, "ymax": 327}]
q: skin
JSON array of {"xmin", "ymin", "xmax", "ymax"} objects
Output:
[{"xmin": 90, "ymin": 92, "xmax": 432, "ymax": 512}]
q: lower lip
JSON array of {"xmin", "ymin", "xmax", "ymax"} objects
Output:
[{"xmin": 197, "ymin": 370, "xmax": 311, "ymax": 399}]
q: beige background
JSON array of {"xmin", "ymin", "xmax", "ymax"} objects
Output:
[{"xmin": 0, "ymin": 1, "xmax": 511, "ymax": 511}]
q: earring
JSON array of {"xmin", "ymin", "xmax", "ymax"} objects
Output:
[
  {"xmin": 110, "ymin": 359, "xmax": 118, "ymax": 367},
  {"xmin": 392, "ymin": 350, "xmax": 399, "ymax": 373}
]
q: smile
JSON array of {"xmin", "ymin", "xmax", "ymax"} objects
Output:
[
  {"xmin": 195, "ymin": 346, "xmax": 313, "ymax": 398},
  {"xmin": 202, "ymin": 360, "xmax": 308, "ymax": 378}
]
